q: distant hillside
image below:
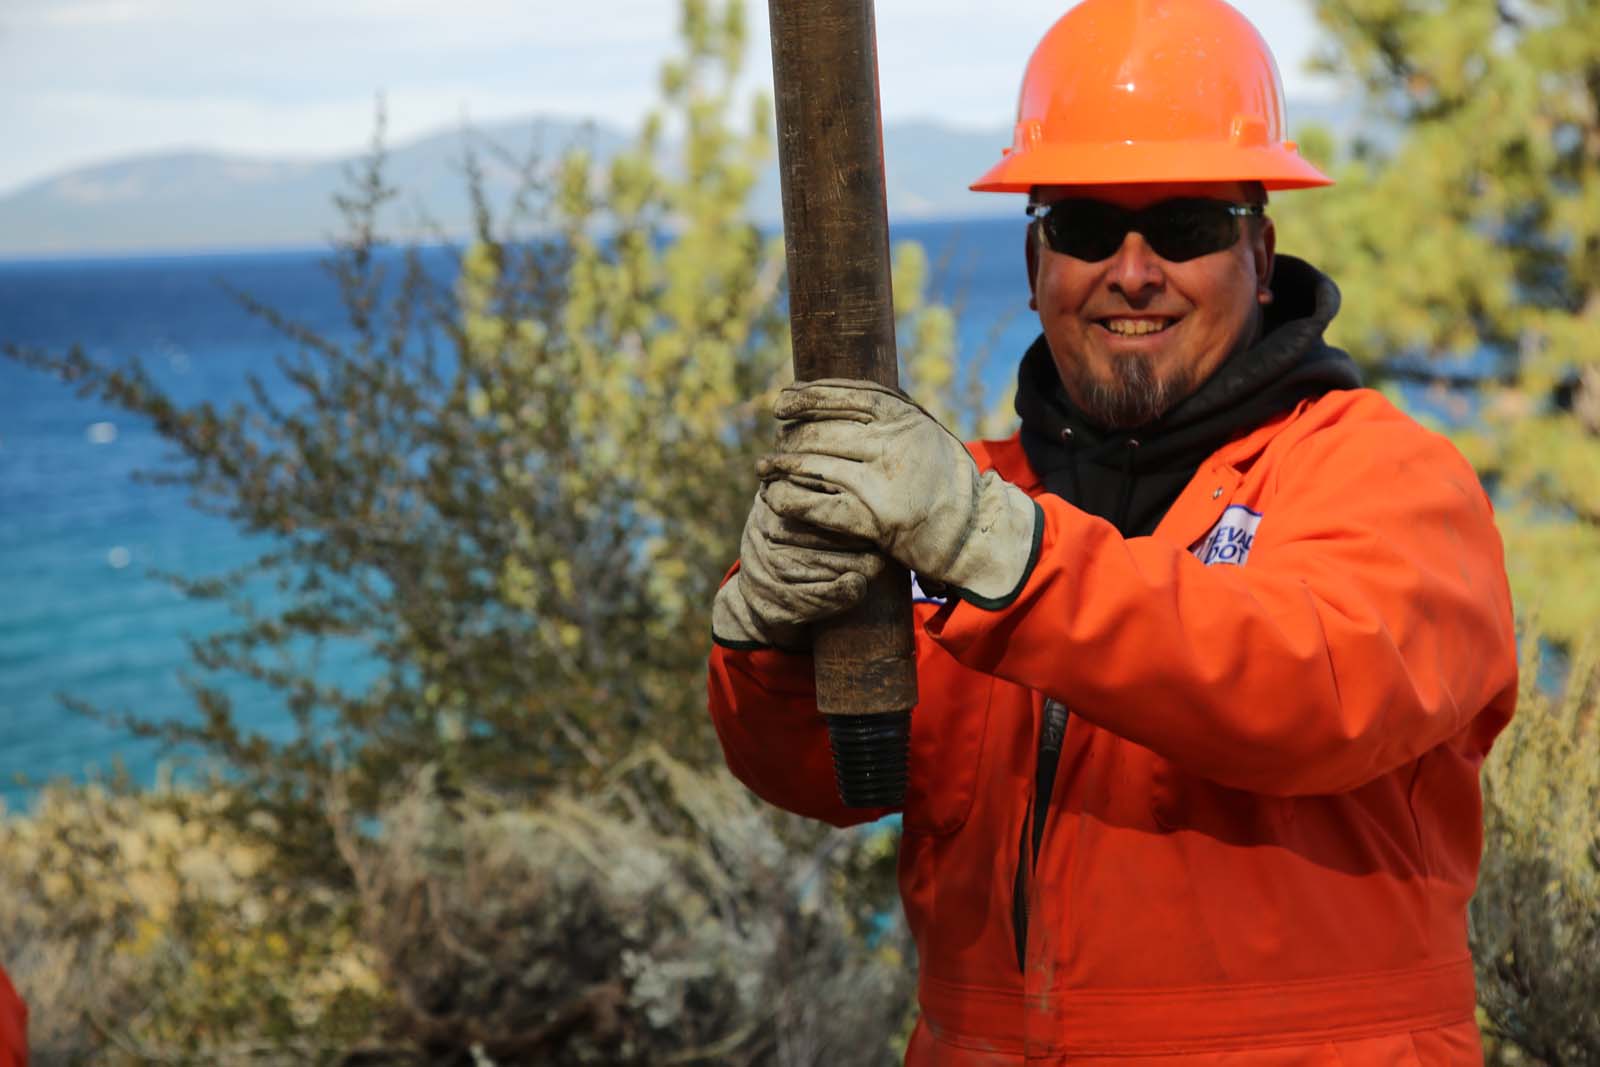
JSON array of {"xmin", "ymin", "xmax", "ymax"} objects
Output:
[
  {"xmin": 0, "ymin": 101, "xmax": 1363, "ymax": 258},
  {"xmin": 0, "ymin": 118, "xmax": 630, "ymax": 258}
]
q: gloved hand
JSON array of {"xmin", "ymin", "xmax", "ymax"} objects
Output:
[
  {"xmin": 712, "ymin": 489, "xmax": 886, "ymax": 650},
  {"xmin": 759, "ymin": 379, "xmax": 1040, "ymax": 607}
]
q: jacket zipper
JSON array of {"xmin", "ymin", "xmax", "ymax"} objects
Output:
[{"xmin": 1013, "ymin": 698, "xmax": 1070, "ymax": 972}]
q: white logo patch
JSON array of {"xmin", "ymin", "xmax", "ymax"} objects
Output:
[{"xmin": 1191, "ymin": 505, "xmax": 1262, "ymax": 567}]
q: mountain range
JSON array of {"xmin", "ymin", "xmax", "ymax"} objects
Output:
[{"xmin": 0, "ymin": 102, "xmax": 1359, "ymax": 258}]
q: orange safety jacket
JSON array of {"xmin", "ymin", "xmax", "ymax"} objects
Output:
[
  {"xmin": 708, "ymin": 387, "xmax": 1517, "ymax": 1065},
  {"xmin": 0, "ymin": 965, "xmax": 25, "ymax": 1067}
]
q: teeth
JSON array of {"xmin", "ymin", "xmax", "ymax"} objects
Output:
[{"xmin": 1103, "ymin": 318, "xmax": 1171, "ymax": 336}]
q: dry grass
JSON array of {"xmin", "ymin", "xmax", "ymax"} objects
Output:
[
  {"xmin": 0, "ymin": 748, "xmax": 912, "ymax": 1066},
  {"xmin": 1472, "ymin": 640, "xmax": 1600, "ymax": 1066}
]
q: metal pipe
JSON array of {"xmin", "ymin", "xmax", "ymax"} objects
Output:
[{"xmin": 767, "ymin": 0, "xmax": 917, "ymax": 807}]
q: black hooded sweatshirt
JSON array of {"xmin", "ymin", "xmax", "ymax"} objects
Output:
[
  {"xmin": 1006, "ymin": 256, "xmax": 1362, "ymax": 970},
  {"xmin": 1013, "ymin": 255, "xmax": 1362, "ymax": 537}
]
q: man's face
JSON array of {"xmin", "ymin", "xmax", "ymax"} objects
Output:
[{"xmin": 1025, "ymin": 180, "xmax": 1276, "ymax": 430}]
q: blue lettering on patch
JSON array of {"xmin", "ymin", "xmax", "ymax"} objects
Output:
[{"xmin": 1191, "ymin": 505, "xmax": 1263, "ymax": 567}]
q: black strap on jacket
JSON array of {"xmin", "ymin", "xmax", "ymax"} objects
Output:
[{"xmin": 1013, "ymin": 699, "xmax": 1070, "ymax": 970}]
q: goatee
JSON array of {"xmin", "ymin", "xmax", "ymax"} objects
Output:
[{"xmin": 1066, "ymin": 355, "xmax": 1198, "ymax": 430}]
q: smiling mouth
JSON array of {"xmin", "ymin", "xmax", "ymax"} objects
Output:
[{"xmin": 1096, "ymin": 317, "xmax": 1177, "ymax": 337}]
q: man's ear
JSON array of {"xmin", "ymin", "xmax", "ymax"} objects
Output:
[
  {"xmin": 1025, "ymin": 221, "xmax": 1041, "ymax": 311},
  {"xmin": 1254, "ymin": 216, "xmax": 1277, "ymax": 306}
]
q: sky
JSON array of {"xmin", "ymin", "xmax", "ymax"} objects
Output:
[{"xmin": 0, "ymin": 0, "xmax": 1337, "ymax": 198}]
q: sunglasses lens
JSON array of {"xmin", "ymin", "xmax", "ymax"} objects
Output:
[
  {"xmin": 1036, "ymin": 199, "xmax": 1247, "ymax": 262},
  {"xmin": 1143, "ymin": 200, "xmax": 1241, "ymax": 262},
  {"xmin": 1039, "ymin": 201, "xmax": 1129, "ymax": 261}
]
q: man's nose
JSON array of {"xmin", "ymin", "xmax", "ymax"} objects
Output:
[{"xmin": 1106, "ymin": 231, "xmax": 1165, "ymax": 299}]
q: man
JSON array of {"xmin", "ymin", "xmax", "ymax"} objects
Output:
[{"xmin": 708, "ymin": 0, "xmax": 1518, "ymax": 1062}]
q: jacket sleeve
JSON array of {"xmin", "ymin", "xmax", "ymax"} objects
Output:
[
  {"xmin": 708, "ymin": 567, "xmax": 996, "ymax": 831},
  {"xmin": 924, "ymin": 410, "xmax": 1518, "ymax": 797},
  {"xmin": 707, "ymin": 578, "xmax": 893, "ymax": 828},
  {"xmin": 0, "ymin": 963, "xmax": 24, "ymax": 1067}
]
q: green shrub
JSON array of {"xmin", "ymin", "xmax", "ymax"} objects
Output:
[{"xmin": 1471, "ymin": 637, "xmax": 1600, "ymax": 1065}]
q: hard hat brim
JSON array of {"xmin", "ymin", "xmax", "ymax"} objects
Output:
[{"xmin": 970, "ymin": 141, "xmax": 1334, "ymax": 194}]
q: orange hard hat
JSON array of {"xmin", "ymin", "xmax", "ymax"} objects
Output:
[{"xmin": 971, "ymin": 0, "xmax": 1333, "ymax": 193}]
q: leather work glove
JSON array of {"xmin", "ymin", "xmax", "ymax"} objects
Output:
[
  {"xmin": 759, "ymin": 379, "xmax": 1040, "ymax": 607},
  {"xmin": 712, "ymin": 489, "xmax": 886, "ymax": 650}
]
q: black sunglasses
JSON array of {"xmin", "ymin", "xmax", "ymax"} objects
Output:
[{"xmin": 1027, "ymin": 198, "xmax": 1264, "ymax": 263}]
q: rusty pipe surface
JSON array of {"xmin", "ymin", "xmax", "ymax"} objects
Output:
[{"xmin": 767, "ymin": 0, "xmax": 917, "ymax": 807}]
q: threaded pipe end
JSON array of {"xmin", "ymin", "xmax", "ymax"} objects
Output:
[{"xmin": 823, "ymin": 711, "xmax": 911, "ymax": 808}]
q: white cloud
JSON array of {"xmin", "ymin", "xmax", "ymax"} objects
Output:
[
  {"xmin": 0, "ymin": 0, "xmax": 1336, "ymax": 196},
  {"xmin": 11, "ymin": 0, "xmax": 183, "ymax": 28}
]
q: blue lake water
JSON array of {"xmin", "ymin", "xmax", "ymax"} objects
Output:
[{"xmin": 0, "ymin": 217, "xmax": 1042, "ymax": 807}]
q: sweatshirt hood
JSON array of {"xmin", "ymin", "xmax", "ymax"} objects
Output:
[{"xmin": 1015, "ymin": 255, "xmax": 1361, "ymax": 536}]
